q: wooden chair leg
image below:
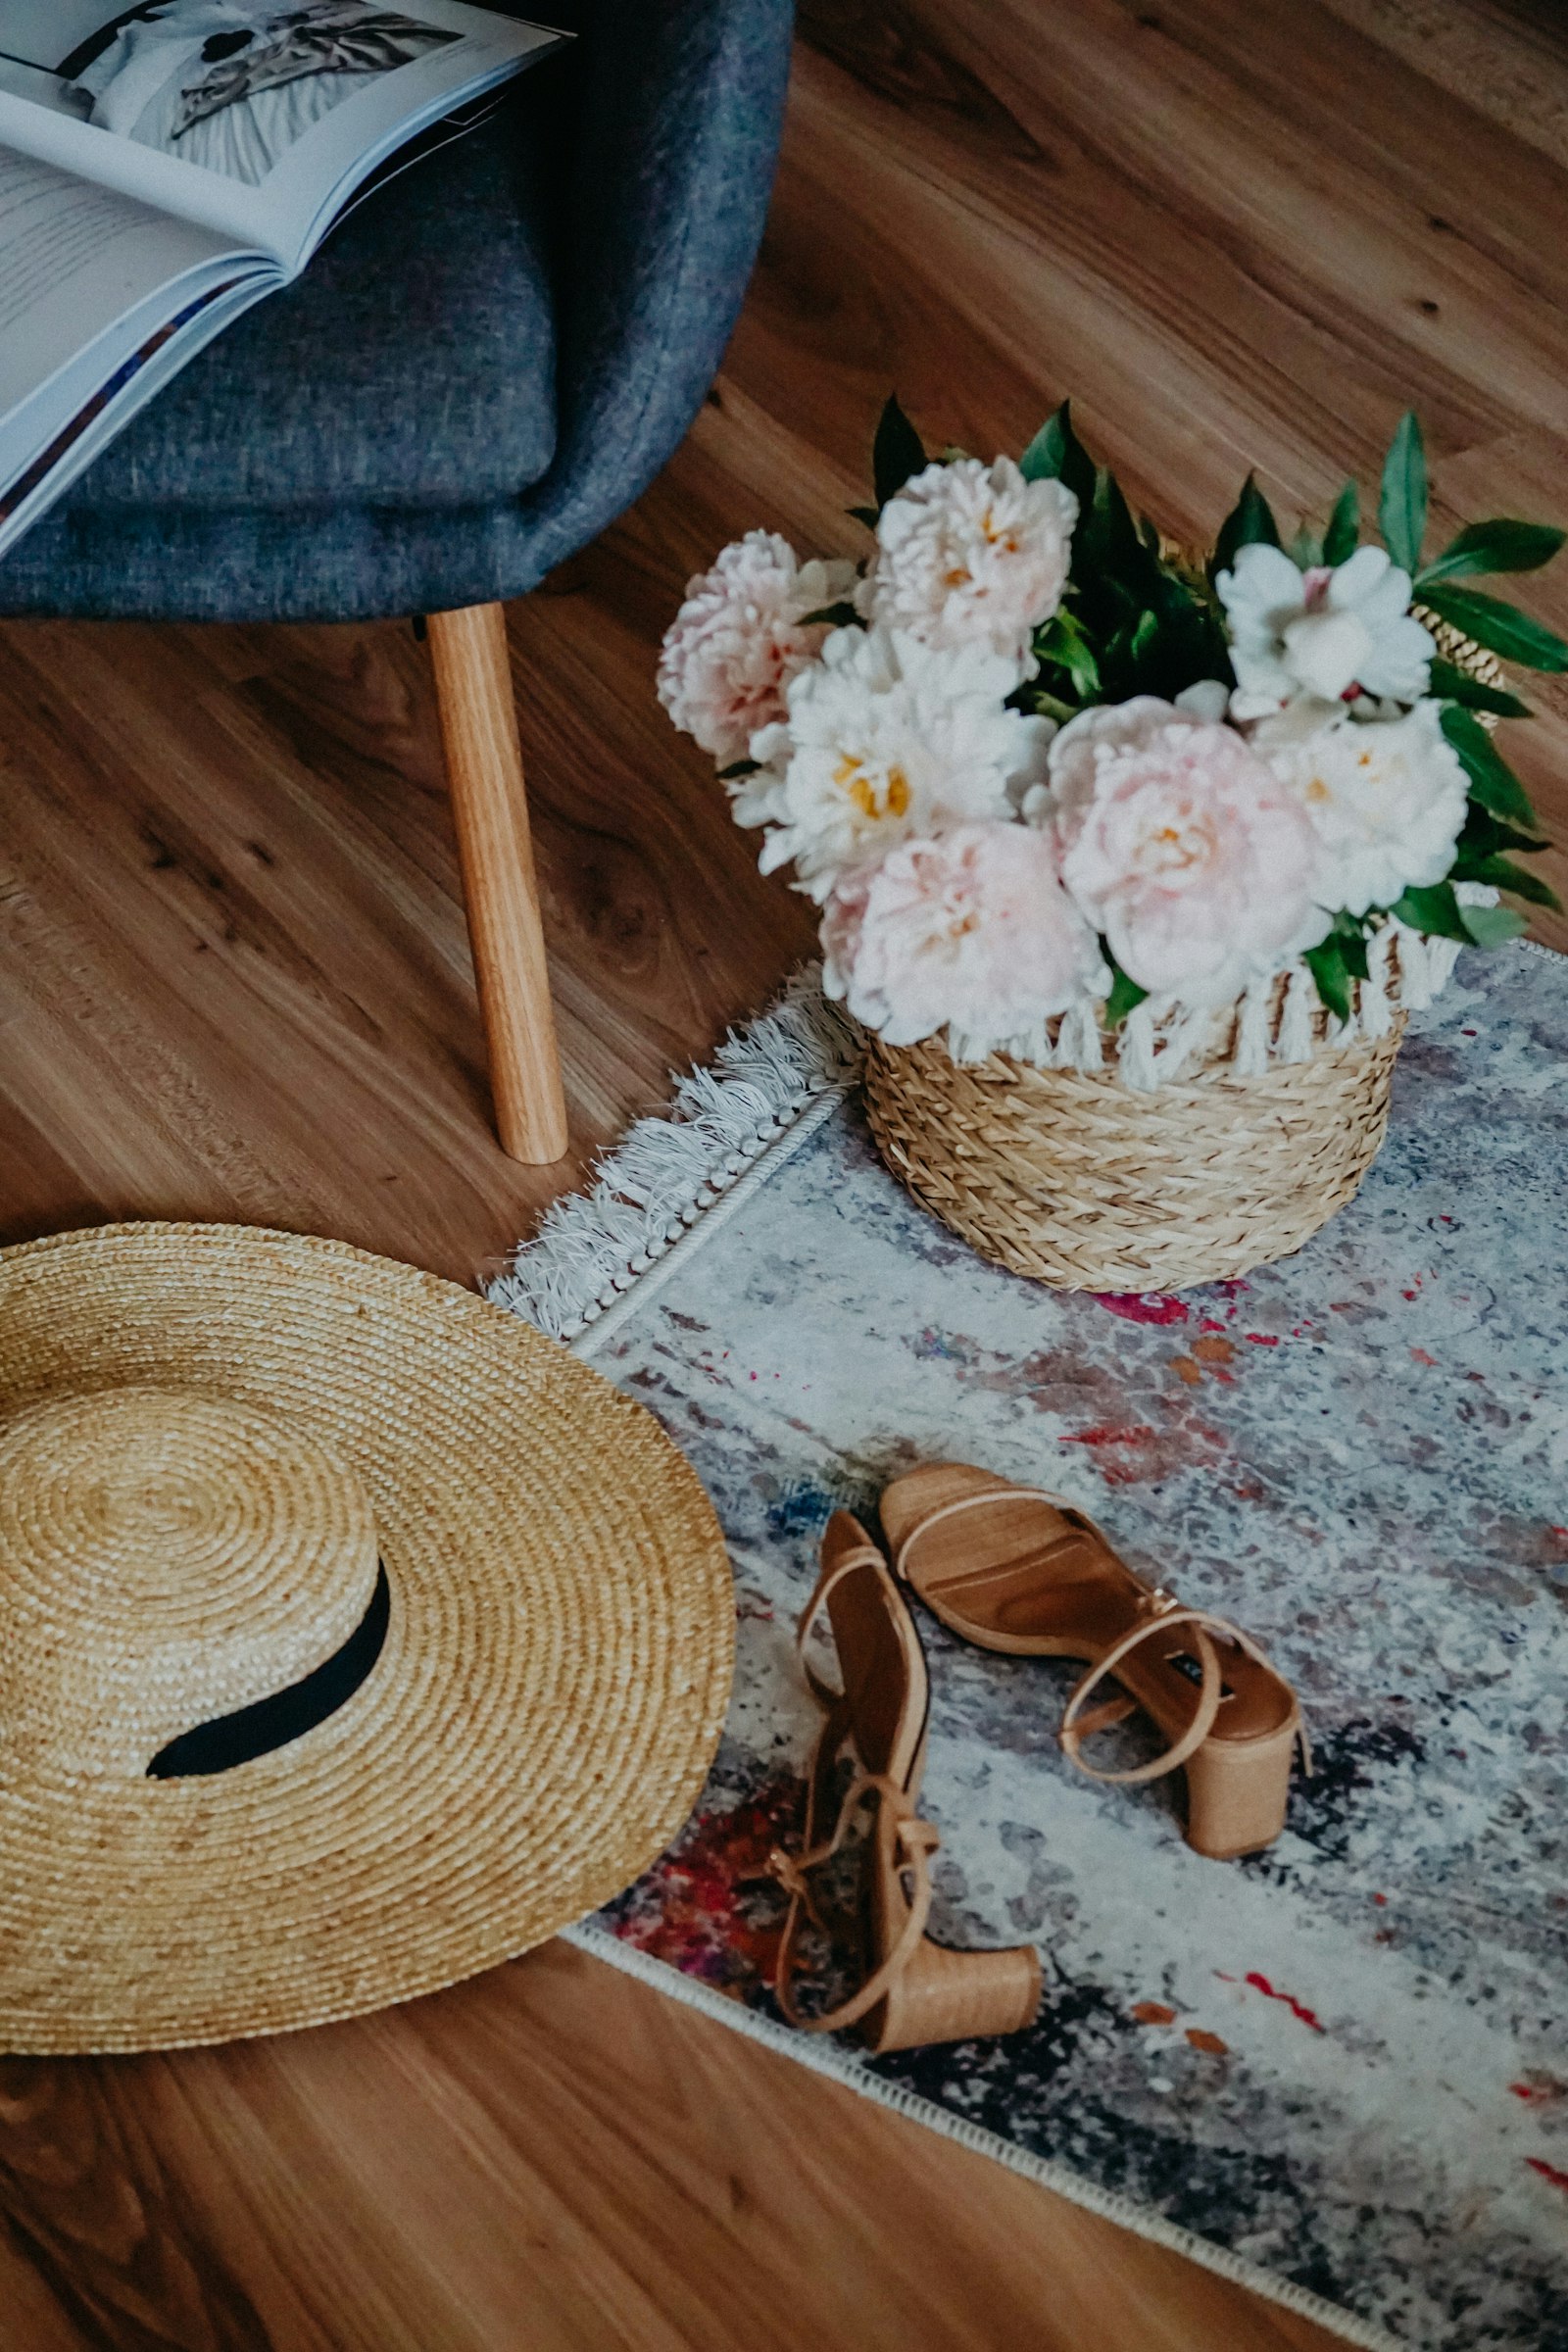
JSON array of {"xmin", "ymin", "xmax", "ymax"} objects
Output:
[{"xmin": 425, "ymin": 601, "xmax": 568, "ymax": 1164}]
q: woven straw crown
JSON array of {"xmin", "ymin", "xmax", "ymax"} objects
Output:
[
  {"xmin": 1, "ymin": 1390, "xmax": 382, "ymax": 1778},
  {"xmin": 0, "ymin": 1222, "xmax": 734, "ymax": 2056}
]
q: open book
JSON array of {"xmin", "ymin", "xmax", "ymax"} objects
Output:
[{"xmin": 0, "ymin": 1, "xmax": 564, "ymax": 557}]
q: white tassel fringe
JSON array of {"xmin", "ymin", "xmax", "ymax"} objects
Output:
[
  {"xmin": 489, "ymin": 968, "xmax": 860, "ymax": 1340},
  {"xmin": 939, "ymin": 918, "xmax": 1464, "ymax": 1089}
]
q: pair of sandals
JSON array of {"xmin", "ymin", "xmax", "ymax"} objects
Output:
[{"xmin": 767, "ymin": 1462, "xmax": 1309, "ymax": 2055}]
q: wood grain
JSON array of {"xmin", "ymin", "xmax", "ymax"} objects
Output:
[
  {"xmin": 3, "ymin": 3, "xmax": 1565, "ymax": 2343},
  {"xmin": 427, "ymin": 602, "xmax": 568, "ymax": 1164},
  {"xmin": 1, "ymin": 1946, "xmax": 1341, "ymax": 2352}
]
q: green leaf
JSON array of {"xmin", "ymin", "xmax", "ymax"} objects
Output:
[
  {"xmin": 1009, "ymin": 684, "xmax": 1078, "ymax": 724},
  {"xmin": 798, "ymin": 602, "xmax": 862, "ymax": 627},
  {"xmin": 848, "ymin": 504, "xmax": 881, "ymax": 530},
  {"xmin": 1458, "ymin": 901, "xmax": 1530, "ymax": 946},
  {"xmin": 1452, "ymin": 803, "xmax": 1548, "ymax": 870},
  {"xmin": 1018, "ymin": 416, "xmax": 1056, "ymax": 481},
  {"xmin": 1089, "ymin": 466, "xmax": 1153, "ymax": 581},
  {"xmin": 1102, "ymin": 960, "xmax": 1149, "ymax": 1028},
  {"xmin": 1461, "ymin": 855, "xmax": 1562, "ymax": 910},
  {"xmin": 1440, "ymin": 706, "xmax": 1540, "ymax": 827},
  {"xmin": 1416, "ymin": 517, "xmax": 1566, "ymax": 586},
  {"xmin": 871, "ymin": 395, "xmax": 927, "ymax": 513},
  {"xmin": 1212, "ymin": 474, "xmax": 1283, "ymax": 577},
  {"xmin": 1303, "ymin": 937, "xmax": 1353, "ymax": 1021},
  {"xmin": 716, "ymin": 758, "xmax": 761, "ymax": 780},
  {"xmin": 1418, "ymin": 583, "xmax": 1568, "ymax": 672},
  {"xmin": 1378, "ymin": 411, "xmax": 1428, "ymax": 573},
  {"xmin": 1425, "ymin": 657, "xmax": 1532, "ymax": 719},
  {"xmin": 1323, "ymin": 479, "xmax": 1360, "ymax": 566},
  {"xmin": 1099, "ymin": 618, "xmax": 1139, "ymax": 691},
  {"xmin": 1033, "ymin": 606, "xmax": 1101, "ymax": 699},
  {"xmin": 1019, "ymin": 400, "xmax": 1097, "ymax": 514},
  {"xmin": 1289, "ymin": 523, "xmax": 1323, "ymax": 568},
  {"xmin": 1145, "ymin": 559, "xmax": 1238, "ymax": 695},
  {"xmin": 1392, "ymin": 882, "xmax": 1472, "ymax": 942},
  {"xmin": 1130, "ymin": 609, "xmax": 1161, "ymax": 663}
]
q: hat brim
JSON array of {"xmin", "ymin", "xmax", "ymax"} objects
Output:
[{"xmin": 0, "ymin": 1223, "xmax": 734, "ymax": 2054}]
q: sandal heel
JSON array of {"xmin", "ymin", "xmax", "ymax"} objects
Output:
[
  {"xmin": 864, "ymin": 1936, "xmax": 1041, "ymax": 2056},
  {"xmin": 773, "ymin": 1514, "xmax": 1044, "ymax": 2054},
  {"xmin": 862, "ymin": 1805, "xmax": 1040, "ymax": 2053},
  {"xmin": 1181, "ymin": 1718, "xmax": 1298, "ymax": 1859}
]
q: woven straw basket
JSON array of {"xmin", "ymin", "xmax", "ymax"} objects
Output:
[
  {"xmin": 862, "ymin": 1013, "xmax": 1402, "ymax": 1294},
  {"xmin": 861, "ymin": 610, "xmax": 1497, "ymax": 1295}
]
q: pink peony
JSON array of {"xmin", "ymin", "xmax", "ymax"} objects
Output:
[
  {"xmin": 657, "ymin": 531, "xmax": 857, "ymax": 768},
  {"xmin": 820, "ymin": 823, "xmax": 1101, "ymax": 1046},
  {"xmin": 1046, "ymin": 699, "xmax": 1328, "ymax": 1005}
]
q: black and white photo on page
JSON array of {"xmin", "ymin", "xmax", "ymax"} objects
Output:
[{"xmin": 0, "ymin": 2, "xmax": 461, "ymax": 185}]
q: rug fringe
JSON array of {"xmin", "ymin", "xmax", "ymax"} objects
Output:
[
  {"xmin": 489, "ymin": 967, "xmax": 860, "ymax": 1341},
  {"xmin": 493, "ymin": 941, "xmax": 1555, "ymax": 1342},
  {"xmin": 563, "ymin": 1921, "xmax": 1402, "ymax": 2352}
]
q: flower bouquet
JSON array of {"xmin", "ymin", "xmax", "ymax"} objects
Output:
[{"xmin": 659, "ymin": 402, "xmax": 1563, "ymax": 1289}]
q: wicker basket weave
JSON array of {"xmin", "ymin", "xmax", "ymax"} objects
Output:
[
  {"xmin": 862, "ymin": 1015, "xmax": 1404, "ymax": 1293},
  {"xmin": 858, "ymin": 604, "xmax": 1495, "ymax": 1295}
]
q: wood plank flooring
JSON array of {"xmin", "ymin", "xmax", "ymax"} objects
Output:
[{"xmin": 3, "ymin": 3, "xmax": 1566, "ymax": 2343}]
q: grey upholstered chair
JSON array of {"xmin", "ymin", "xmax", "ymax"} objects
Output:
[{"xmin": 0, "ymin": 0, "xmax": 795, "ymax": 1162}]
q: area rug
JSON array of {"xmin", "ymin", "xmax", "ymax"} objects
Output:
[{"xmin": 492, "ymin": 945, "xmax": 1568, "ymax": 2352}]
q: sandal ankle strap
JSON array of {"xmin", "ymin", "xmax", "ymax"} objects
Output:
[
  {"xmin": 1060, "ymin": 1603, "xmax": 1312, "ymax": 1784},
  {"xmin": 768, "ymin": 1749, "xmax": 940, "ymax": 2035},
  {"xmin": 794, "ymin": 1537, "xmax": 886, "ymax": 1708}
]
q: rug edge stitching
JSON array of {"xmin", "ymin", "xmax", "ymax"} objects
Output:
[{"xmin": 561, "ymin": 1919, "xmax": 1403, "ymax": 2352}]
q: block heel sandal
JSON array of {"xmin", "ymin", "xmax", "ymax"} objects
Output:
[
  {"xmin": 880, "ymin": 1463, "xmax": 1309, "ymax": 1860},
  {"xmin": 768, "ymin": 1509, "xmax": 1042, "ymax": 2053}
]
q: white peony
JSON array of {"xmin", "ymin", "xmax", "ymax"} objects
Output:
[
  {"xmin": 1216, "ymin": 542, "xmax": 1436, "ymax": 720},
  {"xmin": 743, "ymin": 626, "xmax": 1051, "ymax": 900},
  {"xmin": 657, "ymin": 531, "xmax": 859, "ymax": 767},
  {"xmin": 1252, "ymin": 696, "xmax": 1469, "ymax": 915},
  {"xmin": 860, "ymin": 456, "xmax": 1076, "ymax": 673}
]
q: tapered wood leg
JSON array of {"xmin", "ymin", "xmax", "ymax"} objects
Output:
[{"xmin": 425, "ymin": 601, "xmax": 569, "ymax": 1164}]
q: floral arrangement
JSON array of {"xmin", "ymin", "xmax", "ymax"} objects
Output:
[{"xmin": 659, "ymin": 403, "xmax": 1563, "ymax": 1077}]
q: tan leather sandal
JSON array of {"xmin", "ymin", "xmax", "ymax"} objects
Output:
[
  {"xmin": 880, "ymin": 1463, "xmax": 1309, "ymax": 1861},
  {"xmin": 767, "ymin": 1509, "xmax": 1042, "ymax": 2053}
]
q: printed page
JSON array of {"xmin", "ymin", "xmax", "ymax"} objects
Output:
[
  {"xmin": 0, "ymin": 3, "xmax": 564, "ymax": 265},
  {"xmin": 0, "ymin": 145, "xmax": 247, "ymax": 439},
  {"xmin": 0, "ymin": 141, "xmax": 268, "ymax": 547},
  {"xmin": 0, "ymin": 266, "xmax": 268, "ymax": 556}
]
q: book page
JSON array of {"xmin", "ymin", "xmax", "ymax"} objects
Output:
[
  {"xmin": 0, "ymin": 268, "xmax": 267, "ymax": 554},
  {"xmin": 0, "ymin": 3, "xmax": 564, "ymax": 264},
  {"xmin": 0, "ymin": 144, "xmax": 240, "ymax": 420}
]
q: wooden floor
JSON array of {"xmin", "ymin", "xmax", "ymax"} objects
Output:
[{"xmin": 4, "ymin": 2, "xmax": 1567, "ymax": 2343}]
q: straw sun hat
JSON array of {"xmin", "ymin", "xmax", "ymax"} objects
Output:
[{"xmin": 0, "ymin": 1221, "xmax": 733, "ymax": 2055}]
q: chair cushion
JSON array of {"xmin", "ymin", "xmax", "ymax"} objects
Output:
[{"xmin": 75, "ymin": 100, "xmax": 558, "ymax": 514}]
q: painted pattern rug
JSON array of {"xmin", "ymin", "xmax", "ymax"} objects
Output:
[{"xmin": 494, "ymin": 945, "xmax": 1568, "ymax": 2352}]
